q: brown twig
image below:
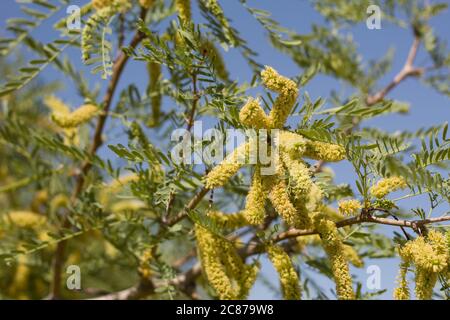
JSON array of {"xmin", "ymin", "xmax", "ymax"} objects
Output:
[
  {"xmin": 365, "ymin": 36, "xmax": 423, "ymax": 106},
  {"xmin": 270, "ymin": 214, "xmax": 450, "ymax": 244}
]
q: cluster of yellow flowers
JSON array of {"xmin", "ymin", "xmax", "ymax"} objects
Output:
[
  {"xmin": 394, "ymin": 230, "xmax": 449, "ymax": 300},
  {"xmin": 206, "ymin": 211, "xmax": 249, "ymax": 229},
  {"xmin": 338, "ymin": 199, "xmax": 362, "ymax": 216},
  {"xmin": 138, "ymin": 248, "xmax": 154, "ymax": 279},
  {"xmin": 92, "ymin": 0, "xmax": 132, "ymax": 12},
  {"xmin": 370, "ymin": 176, "xmax": 407, "ymax": 199},
  {"xmin": 313, "ymin": 214, "xmax": 355, "ymax": 299},
  {"xmin": 3, "ymin": 211, "xmax": 46, "ymax": 229},
  {"xmin": 44, "ymin": 96, "xmax": 101, "ymax": 129},
  {"xmin": 204, "ymin": 66, "xmax": 345, "ymax": 231},
  {"xmin": 201, "ymin": 66, "xmax": 355, "ymax": 299},
  {"xmin": 267, "ymin": 244, "xmax": 301, "ymax": 299},
  {"xmin": 195, "ymin": 224, "xmax": 259, "ymax": 299}
]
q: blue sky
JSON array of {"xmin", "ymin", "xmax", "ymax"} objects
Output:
[{"xmin": 1, "ymin": 0, "xmax": 449, "ymax": 299}]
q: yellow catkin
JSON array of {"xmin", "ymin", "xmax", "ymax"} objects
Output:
[
  {"xmin": 204, "ymin": 142, "xmax": 249, "ymax": 189},
  {"xmin": 370, "ymin": 176, "xmax": 407, "ymax": 199},
  {"xmin": 394, "ymin": 248, "xmax": 410, "ymax": 300},
  {"xmin": 281, "ymin": 153, "xmax": 312, "ymax": 199},
  {"xmin": 303, "ymin": 140, "xmax": 346, "ymax": 162},
  {"xmin": 147, "ymin": 62, "xmax": 162, "ymax": 127},
  {"xmin": 176, "ymin": 0, "xmax": 191, "ymax": 23},
  {"xmin": 243, "ymin": 168, "xmax": 267, "ymax": 225},
  {"xmin": 338, "ymin": 199, "xmax": 362, "ymax": 216},
  {"xmin": 267, "ymin": 244, "xmax": 301, "ymax": 300},
  {"xmin": 44, "ymin": 96, "xmax": 79, "ymax": 145},
  {"xmin": 92, "ymin": 0, "xmax": 130, "ymax": 11},
  {"xmin": 314, "ymin": 215, "xmax": 354, "ymax": 299},
  {"xmin": 343, "ymin": 245, "xmax": 364, "ymax": 268},
  {"xmin": 268, "ymin": 173, "xmax": 304, "ymax": 229},
  {"xmin": 279, "ymin": 131, "xmax": 306, "ymax": 157},
  {"xmin": 239, "ymin": 98, "xmax": 270, "ymax": 129},
  {"xmin": 399, "ymin": 231, "xmax": 448, "ymax": 300},
  {"xmin": 237, "ymin": 262, "xmax": 260, "ymax": 299},
  {"xmin": 195, "ymin": 224, "xmax": 257, "ymax": 299},
  {"xmin": 206, "ymin": 211, "xmax": 249, "ymax": 229},
  {"xmin": 4, "ymin": 211, "xmax": 46, "ymax": 228},
  {"xmin": 260, "ymin": 66, "xmax": 299, "ymax": 129},
  {"xmin": 139, "ymin": 0, "xmax": 154, "ymax": 9},
  {"xmin": 195, "ymin": 225, "xmax": 236, "ymax": 299},
  {"xmin": 8, "ymin": 256, "xmax": 30, "ymax": 299},
  {"xmin": 110, "ymin": 200, "xmax": 146, "ymax": 213},
  {"xmin": 201, "ymin": 39, "xmax": 229, "ymax": 81},
  {"xmin": 52, "ymin": 104, "xmax": 101, "ymax": 128}
]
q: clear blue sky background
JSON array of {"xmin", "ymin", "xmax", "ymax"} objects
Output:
[{"xmin": 1, "ymin": 0, "xmax": 449, "ymax": 299}]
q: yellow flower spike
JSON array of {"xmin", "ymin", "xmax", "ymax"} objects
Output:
[
  {"xmin": 397, "ymin": 231, "xmax": 449, "ymax": 300},
  {"xmin": 52, "ymin": 103, "xmax": 101, "ymax": 128},
  {"xmin": 279, "ymin": 131, "xmax": 307, "ymax": 157},
  {"xmin": 239, "ymin": 98, "xmax": 270, "ymax": 129},
  {"xmin": 44, "ymin": 96, "xmax": 80, "ymax": 145},
  {"xmin": 195, "ymin": 224, "xmax": 237, "ymax": 299},
  {"xmin": 8, "ymin": 256, "xmax": 31, "ymax": 299},
  {"xmin": 139, "ymin": 0, "xmax": 155, "ymax": 9},
  {"xmin": 268, "ymin": 174, "xmax": 305, "ymax": 229},
  {"xmin": 110, "ymin": 200, "xmax": 146, "ymax": 213},
  {"xmin": 394, "ymin": 248, "xmax": 410, "ymax": 300},
  {"xmin": 267, "ymin": 244, "xmax": 301, "ymax": 300},
  {"xmin": 338, "ymin": 199, "xmax": 362, "ymax": 216},
  {"xmin": 206, "ymin": 211, "xmax": 249, "ymax": 229},
  {"xmin": 4, "ymin": 211, "xmax": 46, "ymax": 229},
  {"xmin": 314, "ymin": 215, "xmax": 355, "ymax": 300},
  {"xmin": 243, "ymin": 168, "xmax": 267, "ymax": 225},
  {"xmin": 303, "ymin": 140, "xmax": 346, "ymax": 162},
  {"xmin": 280, "ymin": 153, "xmax": 312, "ymax": 199},
  {"xmin": 92, "ymin": 0, "xmax": 130, "ymax": 12},
  {"xmin": 342, "ymin": 244, "xmax": 364, "ymax": 268},
  {"xmin": 415, "ymin": 267, "xmax": 438, "ymax": 300},
  {"xmin": 237, "ymin": 262, "xmax": 260, "ymax": 299},
  {"xmin": 201, "ymin": 39, "xmax": 229, "ymax": 81},
  {"xmin": 147, "ymin": 62, "xmax": 162, "ymax": 127},
  {"xmin": 175, "ymin": 0, "xmax": 191, "ymax": 23},
  {"xmin": 204, "ymin": 142, "xmax": 249, "ymax": 189},
  {"xmin": 370, "ymin": 176, "xmax": 407, "ymax": 199},
  {"xmin": 260, "ymin": 66, "xmax": 299, "ymax": 128}
]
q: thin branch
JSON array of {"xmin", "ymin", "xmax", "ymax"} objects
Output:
[
  {"xmin": 165, "ymin": 187, "xmax": 210, "ymax": 226},
  {"xmin": 365, "ymin": 36, "xmax": 423, "ymax": 106},
  {"xmin": 271, "ymin": 214, "xmax": 450, "ymax": 244}
]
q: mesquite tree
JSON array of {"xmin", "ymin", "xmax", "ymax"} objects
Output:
[{"xmin": 0, "ymin": 0, "xmax": 449, "ymax": 300}]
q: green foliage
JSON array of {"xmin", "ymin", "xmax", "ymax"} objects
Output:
[{"xmin": 0, "ymin": 0, "xmax": 449, "ymax": 300}]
